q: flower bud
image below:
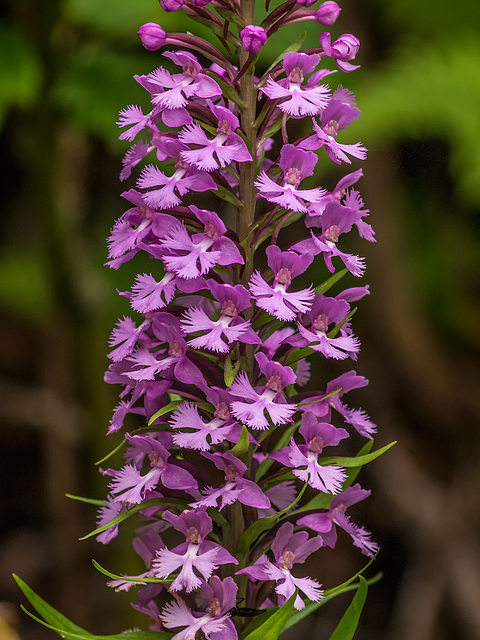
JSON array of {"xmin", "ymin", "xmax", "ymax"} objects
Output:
[
  {"xmin": 295, "ymin": 0, "xmax": 318, "ymax": 7},
  {"xmin": 315, "ymin": 1, "xmax": 341, "ymax": 25},
  {"xmin": 159, "ymin": 0, "xmax": 184, "ymax": 12},
  {"xmin": 320, "ymin": 31, "xmax": 360, "ymax": 71},
  {"xmin": 240, "ymin": 25, "xmax": 268, "ymax": 53},
  {"xmin": 137, "ymin": 23, "xmax": 166, "ymax": 51}
]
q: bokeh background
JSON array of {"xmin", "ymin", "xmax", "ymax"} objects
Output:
[{"xmin": 1, "ymin": 0, "xmax": 480, "ymax": 639}]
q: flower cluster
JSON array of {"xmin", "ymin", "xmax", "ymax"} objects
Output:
[{"xmin": 98, "ymin": 1, "xmax": 381, "ymax": 638}]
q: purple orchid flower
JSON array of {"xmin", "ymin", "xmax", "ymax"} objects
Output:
[
  {"xmin": 181, "ymin": 281, "xmax": 259, "ymax": 353},
  {"xmin": 237, "ymin": 522, "xmax": 324, "ymax": 610},
  {"xmin": 104, "ymin": 433, "xmax": 197, "ymax": 504},
  {"xmin": 303, "ymin": 371, "xmax": 377, "ymax": 438},
  {"xmin": 136, "ymin": 140, "xmax": 217, "ymax": 209},
  {"xmin": 106, "ymin": 190, "xmax": 178, "ymax": 267},
  {"xmin": 300, "ymin": 88, "xmax": 367, "ymax": 164},
  {"xmin": 255, "ymin": 144, "xmax": 326, "ymax": 212},
  {"xmin": 270, "ymin": 411, "xmax": 348, "ymax": 494},
  {"xmin": 261, "ymin": 52, "xmax": 332, "ymax": 117},
  {"xmin": 298, "ymin": 484, "xmax": 379, "ymax": 557},
  {"xmin": 179, "ymin": 101, "xmax": 252, "ymax": 171},
  {"xmin": 169, "ymin": 401, "xmax": 250, "ymax": 451},
  {"xmin": 135, "ymin": 50, "xmax": 221, "ymax": 112},
  {"xmin": 190, "ymin": 451, "xmax": 271, "ymax": 510},
  {"xmin": 249, "ymin": 244, "xmax": 314, "ymax": 321},
  {"xmin": 122, "ymin": 269, "xmax": 206, "ymax": 314},
  {"xmin": 306, "ymin": 168, "xmax": 363, "ymax": 221},
  {"xmin": 229, "ymin": 352, "xmax": 297, "ymax": 429},
  {"xmin": 125, "ymin": 322, "xmax": 205, "ymax": 385},
  {"xmin": 289, "ymin": 294, "xmax": 360, "ymax": 360},
  {"xmin": 152, "ymin": 509, "xmax": 238, "ymax": 592},
  {"xmin": 320, "ymin": 32, "xmax": 361, "ymax": 72},
  {"xmin": 156, "ymin": 205, "xmax": 244, "ymax": 280},
  {"xmin": 161, "ymin": 576, "xmax": 238, "ymax": 640}
]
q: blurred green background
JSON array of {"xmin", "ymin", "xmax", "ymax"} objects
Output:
[{"xmin": 1, "ymin": 0, "xmax": 480, "ymax": 639}]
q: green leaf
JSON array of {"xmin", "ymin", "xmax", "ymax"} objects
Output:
[
  {"xmin": 66, "ymin": 494, "xmax": 104, "ymax": 506},
  {"xmin": 327, "ymin": 308, "xmax": 357, "ymax": 339},
  {"xmin": 95, "ymin": 439, "xmax": 126, "ymax": 465},
  {"xmin": 204, "ymin": 71, "xmax": 246, "ymax": 109},
  {"xmin": 283, "ymin": 572, "xmax": 381, "ymax": 633},
  {"xmin": 328, "ymin": 576, "xmax": 368, "ymax": 640},
  {"xmin": 14, "ymin": 574, "xmax": 91, "ymax": 638},
  {"xmin": 230, "ymin": 424, "xmax": 250, "ymax": 459},
  {"xmin": 92, "ymin": 560, "xmax": 172, "ymax": 584},
  {"xmin": 244, "ymin": 591, "xmax": 297, "ymax": 640},
  {"xmin": 315, "ymin": 269, "xmax": 348, "ymax": 295},
  {"xmin": 148, "ymin": 401, "xmax": 182, "ymax": 426},
  {"xmin": 319, "ymin": 441, "xmax": 396, "ymax": 468},
  {"xmin": 224, "ymin": 353, "xmax": 241, "ymax": 387},
  {"xmin": 15, "ymin": 574, "xmax": 173, "ymax": 638},
  {"xmin": 80, "ymin": 497, "xmax": 187, "ymax": 540},
  {"xmin": 238, "ymin": 514, "xmax": 278, "ymax": 556},
  {"xmin": 214, "ymin": 184, "xmax": 244, "ymax": 209}
]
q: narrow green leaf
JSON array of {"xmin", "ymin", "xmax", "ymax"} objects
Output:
[
  {"xmin": 214, "ymin": 184, "xmax": 244, "ymax": 208},
  {"xmin": 95, "ymin": 440, "xmax": 126, "ymax": 465},
  {"xmin": 328, "ymin": 576, "xmax": 368, "ymax": 640},
  {"xmin": 316, "ymin": 269, "xmax": 348, "ymax": 295},
  {"xmin": 92, "ymin": 560, "xmax": 172, "ymax": 584},
  {"xmin": 14, "ymin": 574, "xmax": 91, "ymax": 637},
  {"xmin": 319, "ymin": 441, "xmax": 396, "ymax": 468},
  {"xmin": 205, "ymin": 70, "xmax": 246, "ymax": 109},
  {"xmin": 80, "ymin": 497, "xmax": 187, "ymax": 540},
  {"xmin": 224, "ymin": 353, "xmax": 241, "ymax": 387},
  {"xmin": 327, "ymin": 308, "xmax": 357, "ymax": 339},
  {"xmin": 283, "ymin": 572, "xmax": 381, "ymax": 633},
  {"xmin": 255, "ymin": 424, "xmax": 297, "ymax": 482},
  {"xmin": 238, "ymin": 514, "xmax": 278, "ymax": 556},
  {"xmin": 215, "ymin": 7, "xmax": 246, "ymax": 28},
  {"xmin": 244, "ymin": 591, "xmax": 297, "ymax": 640},
  {"xmin": 230, "ymin": 424, "xmax": 250, "ymax": 459},
  {"xmin": 66, "ymin": 494, "xmax": 104, "ymax": 506},
  {"xmin": 148, "ymin": 402, "xmax": 182, "ymax": 426}
]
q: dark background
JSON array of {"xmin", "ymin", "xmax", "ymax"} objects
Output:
[{"xmin": 1, "ymin": 0, "xmax": 480, "ymax": 639}]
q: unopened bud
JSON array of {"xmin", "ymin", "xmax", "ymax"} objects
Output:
[
  {"xmin": 137, "ymin": 23, "xmax": 166, "ymax": 51},
  {"xmin": 159, "ymin": 0, "xmax": 184, "ymax": 12},
  {"xmin": 315, "ymin": 1, "xmax": 341, "ymax": 25},
  {"xmin": 240, "ymin": 25, "xmax": 268, "ymax": 53}
]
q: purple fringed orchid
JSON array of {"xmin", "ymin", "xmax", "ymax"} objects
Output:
[
  {"xmin": 298, "ymin": 484, "xmax": 379, "ymax": 557},
  {"xmin": 260, "ymin": 52, "xmax": 332, "ymax": 117},
  {"xmin": 270, "ymin": 411, "xmax": 348, "ymax": 494},
  {"xmin": 161, "ymin": 576, "xmax": 238, "ymax": 640},
  {"xmin": 181, "ymin": 282, "xmax": 259, "ymax": 353},
  {"xmin": 290, "ymin": 294, "xmax": 360, "ymax": 360},
  {"xmin": 255, "ymin": 144, "xmax": 326, "ymax": 212},
  {"xmin": 237, "ymin": 522, "xmax": 324, "ymax": 610},
  {"xmin": 169, "ymin": 400, "xmax": 253, "ymax": 451},
  {"xmin": 229, "ymin": 352, "xmax": 297, "ymax": 429},
  {"xmin": 190, "ymin": 451, "xmax": 271, "ymax": 510},
  {"xmin": 249, "ymin": 244, "xmax": 314, "ymax": 321},
  {"xmin": 179, "ymin": 101, "xmax": 252, "ymax": 171},
  {"xmin": 305, "ymin": 370, "xmax": 377, "ymax": 438},
  {"xmin": 157, "ymin": 205, "xmax": 244, "ymax": 279},
  {"xmin": 136, "ymin": 146, "xmax": 217, "ymax": 209},
  {"xmin": 319, "ymin": 32, "xmax": 361, "ymax": 72},
  {"xmin": 104, "ymin": 433, "xmax": 197, "ymax": 504},
  {"xmin": 134, "ymin": 50, "xmax": 222, "ymax": 113},
  {"xmin": 152, "ymin": 510, "xmax": 238, "ymax": 592},
  {"xmin": 300, "ymin": 88, "xmax": 366, "ymax": 164}
]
